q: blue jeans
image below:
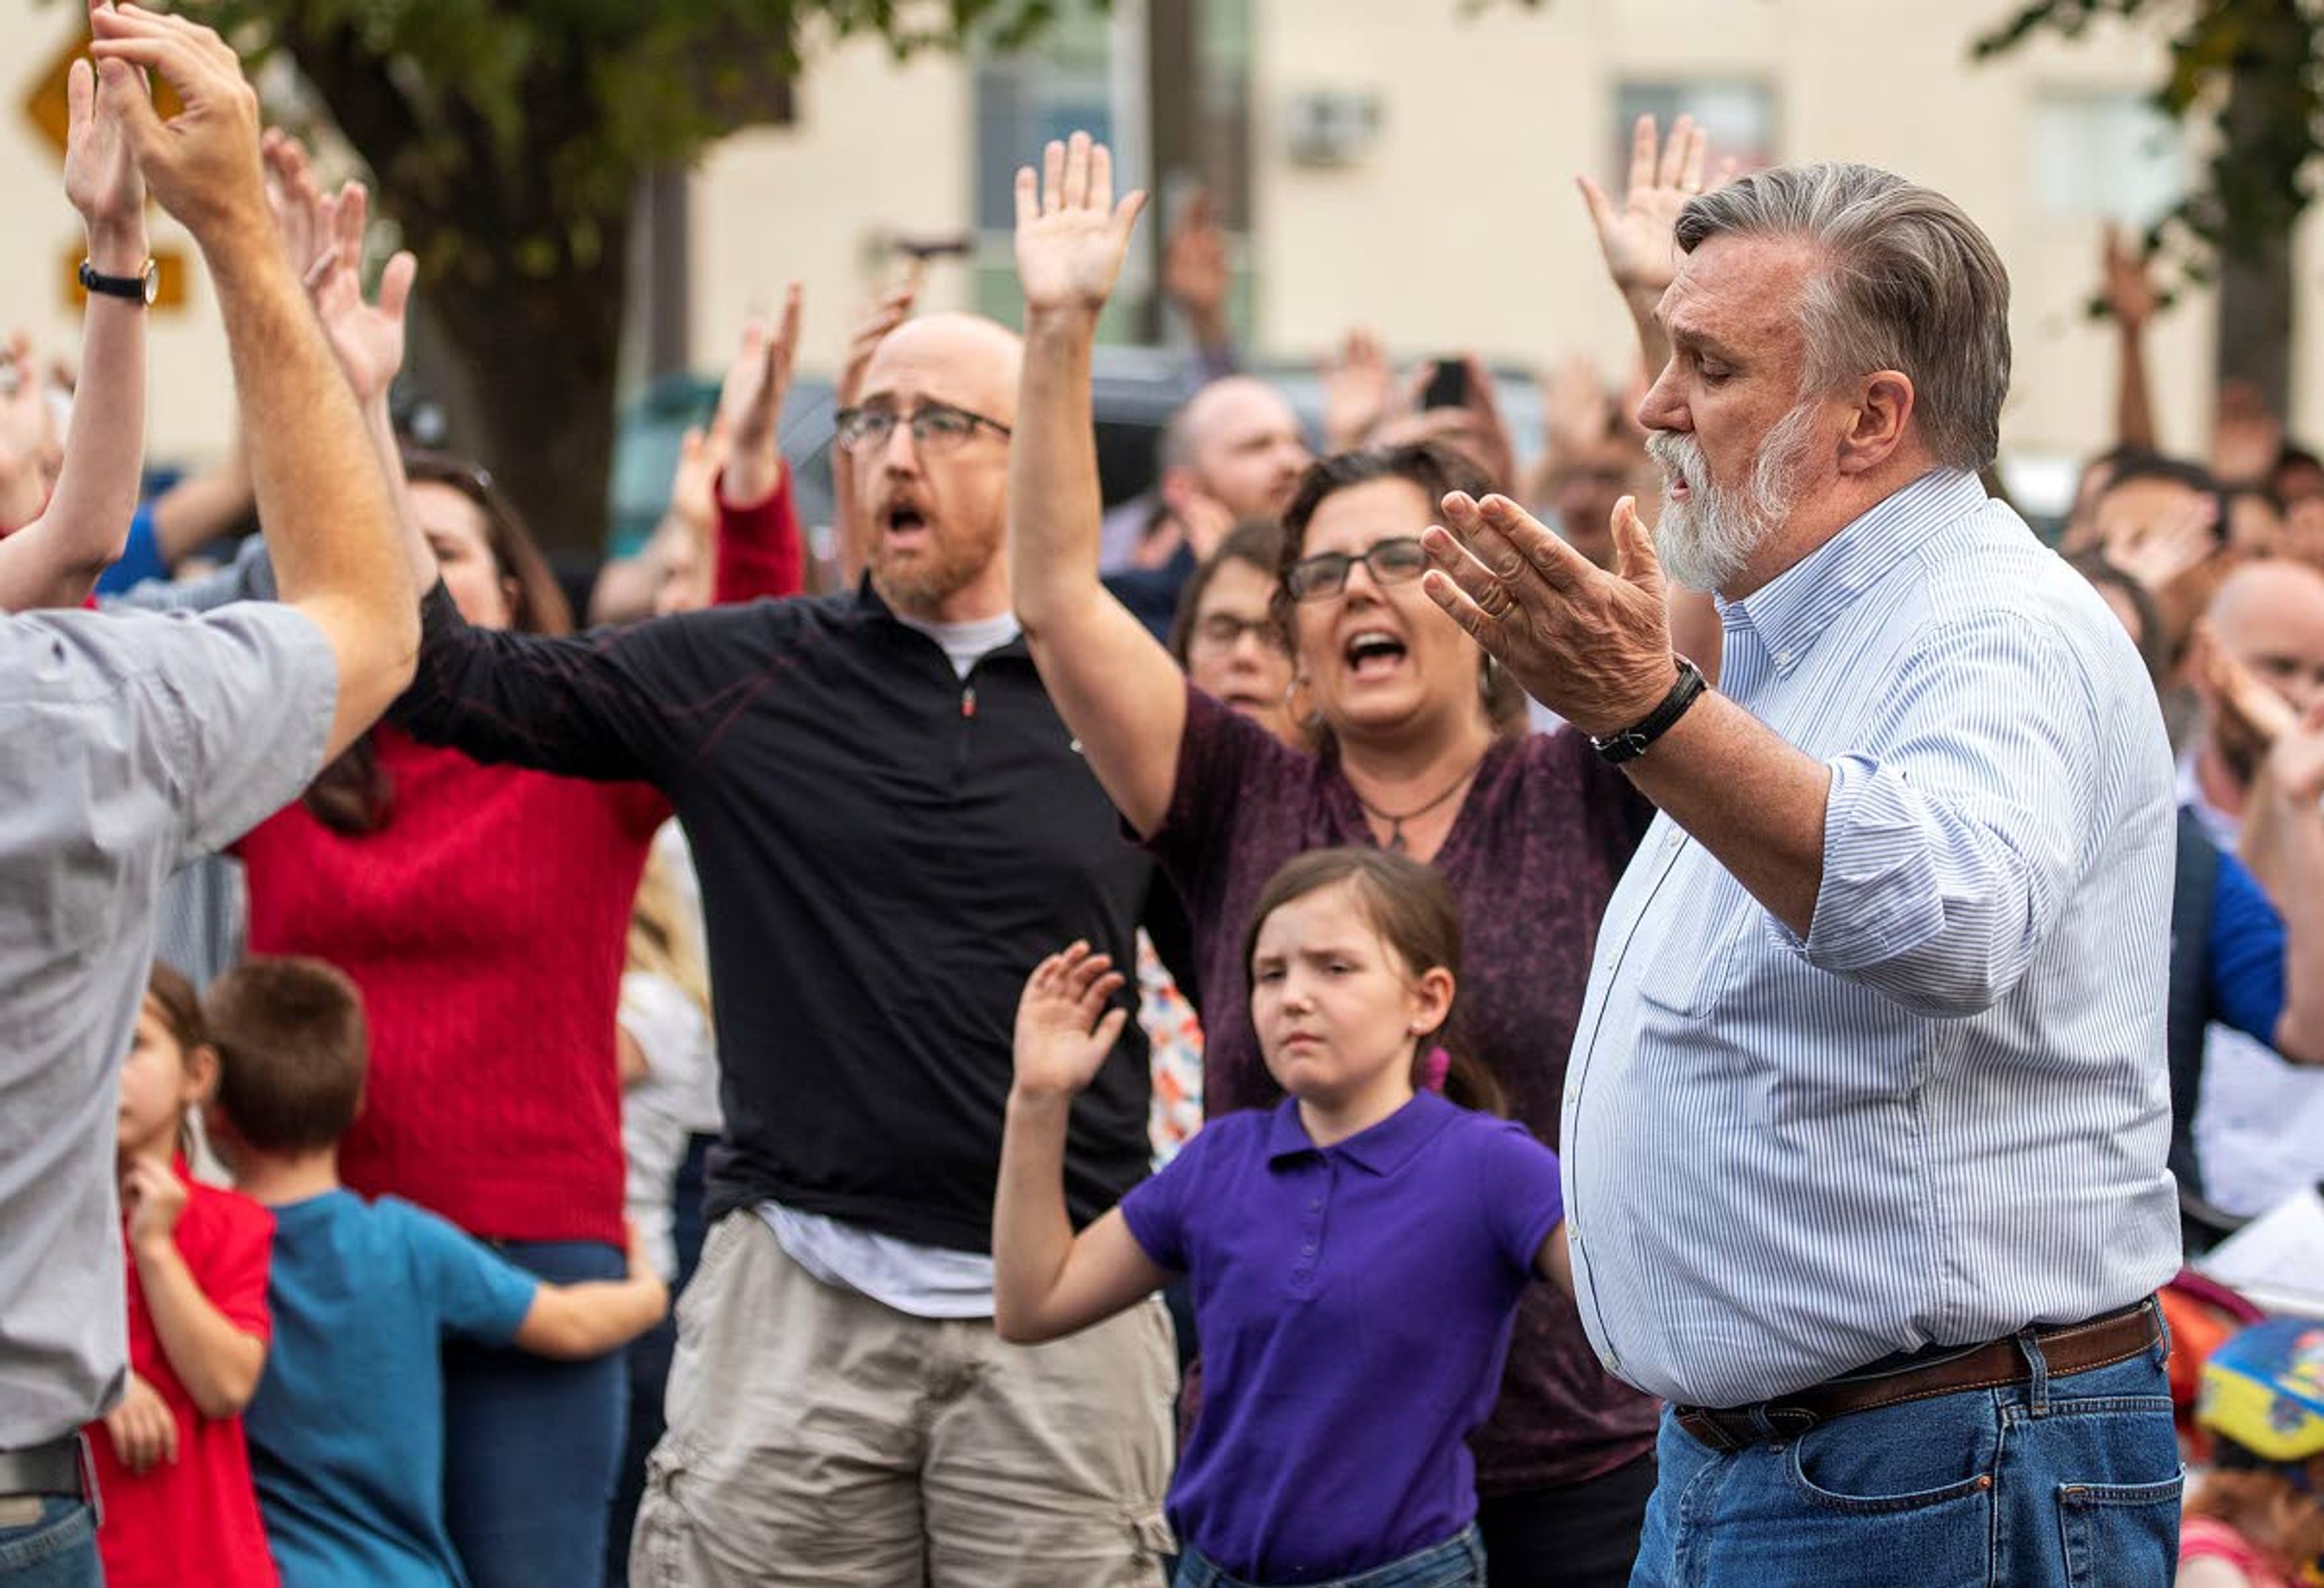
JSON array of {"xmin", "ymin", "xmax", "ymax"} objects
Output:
[
  {"xmin": 444, "ymin": 1238, "xmax": 629, "ymax": 1588},
  {"xmin": 1629, "ymin": 1322, "xmax": 2182, "ymax": 1587},
  {"xmin": 0, "ymin": 1500, "xmax": 100, "ymax": 1587},
  {"xmin": 1175, "ymin": 1524, "xmax": 1485, "ymax": 1588}
]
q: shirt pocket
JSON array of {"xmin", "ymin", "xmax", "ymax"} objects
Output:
[
  {"xmin": 1632, "ymin": 871, "xmax": 1757, "ymax": 1022},
  {"xmin": 0, "ymin": 753, "xmax": 138, "ymax": 965}
]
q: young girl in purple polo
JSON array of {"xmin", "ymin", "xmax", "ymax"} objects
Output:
[{"xmin": 995, "ymin": 847, "xmax": 1570, "ymax": 1588}]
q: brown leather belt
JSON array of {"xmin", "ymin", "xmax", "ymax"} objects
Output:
[{"xmin": 1674, "ymin": 1297, "xmax": 2163, "ymax": 1453}]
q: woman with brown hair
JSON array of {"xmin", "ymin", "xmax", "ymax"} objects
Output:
[
  {"xmin": 1005, "ymin": 135, "xmax": 1720, "ymax": 1583},
  {"xmin": 229, "ymin": 447, "xmax": 793, "ymax": 1588}
]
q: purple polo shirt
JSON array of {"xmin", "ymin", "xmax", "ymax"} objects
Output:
[
  {"xmin": 1149, "ymin": 681, "xmax": 1659, "ymax": 1491},
  {"xmin": 1120, "ymin": 1091, "xmax": 1563, "ymax": 1583}
]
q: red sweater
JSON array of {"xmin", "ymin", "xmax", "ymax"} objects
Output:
[
  {"xmin": 234, "ymin": 470, "xmax": 803, "ymax": 1245},
  {"xmin": 239, "ymin": 733, "xmax": 665, "ymax": 1243}
]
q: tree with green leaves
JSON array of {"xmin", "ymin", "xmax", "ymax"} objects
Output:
[
  {"xmin": 1974, "ymin": 0, "xmax": 2322, "ymax": 419},
  {"xmin": 137, "ymin": 0, "xmax": 1074, "ymax": 554}
]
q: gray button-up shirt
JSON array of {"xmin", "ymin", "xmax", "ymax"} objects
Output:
[
  {"xmin": 1563, "ymin": 468, "xmax": 2182, "ymax": 1408},
  {"xmin": 1, "ymin": 600, "xmax": 334, "ymax": 1446}
]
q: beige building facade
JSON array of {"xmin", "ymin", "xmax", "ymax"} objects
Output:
[{"xmin": 5, "ymin": 0, "xmax": 2320, "ymax": 504}]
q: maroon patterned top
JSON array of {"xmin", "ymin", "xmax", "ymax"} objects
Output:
[{"xmin": 1148, "ymin": 682, "xmax": 1661, "ymax": 1492}]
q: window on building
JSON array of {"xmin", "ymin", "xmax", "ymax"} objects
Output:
[
  {"xmin": 1613, "ymin": 79, "xmax": 1778, "ymax": 181},
  {"xmin": 2031, "ymin": 91, "xmax": 2184, "ymax": 228},
  {"xmin": 971, "ymin": 1, "xmax": 1254, "ymax": 346}
]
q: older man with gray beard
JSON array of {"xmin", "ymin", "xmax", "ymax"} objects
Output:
[{"xmin": 1420, "ymin": 162, "xmax": 2184, "ymax": 1587}]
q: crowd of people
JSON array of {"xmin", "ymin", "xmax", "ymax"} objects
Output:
[{"xmin": 7, "ymin": 5, "xmax": 2324, "ymax": 1587}]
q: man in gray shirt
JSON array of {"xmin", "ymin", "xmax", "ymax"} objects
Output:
[{"xmin": 0, "ymin": 10, "xmax": 416, "ymax": 1577}]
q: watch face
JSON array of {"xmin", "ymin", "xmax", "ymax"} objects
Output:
[{"xmin": 140, "ymin": 261, "xmax": 159, "ymax": 305}]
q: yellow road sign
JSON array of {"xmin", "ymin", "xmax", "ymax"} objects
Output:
[{"xmin": 24, "ymin": 27, "xmax": 183, "ymax": 160}]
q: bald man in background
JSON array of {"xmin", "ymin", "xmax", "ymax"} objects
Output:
[
  {"xmin": 1101, "ymin": 373, "xmax": 1311, "ymax": 573},
  {"xmin": 389, "ymin": 310, "xmax": 1177, "ymax": 1587},
  {"xmin": 2185, "ymin": 560, "xmax": 2324, "ymax": 845},
  {"xmin": 2181, "ymin": 558, "xmax": 2324, "ymax": 1219}
]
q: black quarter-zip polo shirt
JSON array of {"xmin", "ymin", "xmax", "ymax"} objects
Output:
[{"xmin": 392, "ymin": 579, "xmax": 1154, "ymax": 1252}]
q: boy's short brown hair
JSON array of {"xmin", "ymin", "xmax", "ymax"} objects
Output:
[{"xmin": 206, "ymin": 956, "xmax": 369, "ymax": 1153}]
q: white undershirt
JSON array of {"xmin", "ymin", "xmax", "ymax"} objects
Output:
[{"xmin": 894, "ymin": 609, "xmax": 1020, "ymax": 680}]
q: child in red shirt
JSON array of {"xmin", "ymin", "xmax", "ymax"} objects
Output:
[{"xmin": 85, "ymin": 963, "xmax": 278, "ymax": 1588}]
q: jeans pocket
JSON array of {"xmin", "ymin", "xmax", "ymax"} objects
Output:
[
  {"xmin": 0, "ymin": 1498, "xmax": 99, "ymax": 1579},
  {"xmin": 2056, "ymin": 1470, "xmax": 2183, "ymax": 1588},
  {"xmin": 1786, "ymin": 1409, "xmax": 2000, "ymax": 1515}
]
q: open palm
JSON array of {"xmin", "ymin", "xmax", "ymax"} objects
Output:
[
  {"xmin": 310, "ymin": 186, "xmax": 413, "ymax": 407},
  {"xmin": 63, "ymin": 58, "xmax": 144, "ymax": 230},
  {"xmin": 1578, "ymin": 114, "xmax": 1712, "ymax": 299},
  {"xmin": 1013, "ymin": 131, "xmax": 1146, "ymax": 317},
  {"xmin": 717, "ymin": 283, "xmax": 802, "ymax": 454},
  {"xmin": 264, "ymin": 135, "xmax": 410, "ymax": 405},
  {"xmin": 1012, "ymin": 943, "xmax": 1129, "ymax": 1100}
]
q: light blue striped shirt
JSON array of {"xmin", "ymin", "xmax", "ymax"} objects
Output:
[{"xmin": 1562, "ymin": 467, "xmax": 2182, "ymax": 1408}]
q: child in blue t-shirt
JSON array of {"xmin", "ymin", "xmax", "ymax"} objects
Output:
[
  {"xmin": 994, "ymin": 847, "xmax": 1570, "ymax": 1588},
  {"xmin": 200, "ymin": 957, "xmax": 668, "ymax": 1588}
]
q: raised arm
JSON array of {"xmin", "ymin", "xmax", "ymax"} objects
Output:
[
  {"xmin": 93, "ymin": 8, "xmax": 415, "ymax": 759},
  {"xmin": 0, "ymin": 48, "xmax": 148, "ymax": 611},
  {"xmin": 1578, "ymin": 115, "xmax": 1713, "ymax": 381},
  {"xmin": 993, "ymin": 945, "xmax": 1172, "ymax": 1344},
  {"xmin": 1162, "ymin": 186, "xmax": 1237, "ymax": 379},
  {"xmin": 1009, "ymin": 133, "xmax": 1188, "ymax": 835},
  {"xmin": 708, "ymin": 289, "xmax": 807, "ymax": 602},
  {"xmin": 146, "ymin": 429, "xmax": 253, "ymax": 569},
  {"xmin": 255, "ymin": 136, "xmax": 700, "ymax": 782},
  {"xmin": 2099, "ymin": 226, "xmax": 2159, "ymax": 453},
  {"xmin": 719, "ymin": 285, "xmax": 802, "ymax": 512},
  {"xmin": 1434, "ymin": 493, "xmax": 2147, "ymax": 1017},
  {"xmin": 258, "ymin": 133, "xmax": 432, "ymax": 606}
]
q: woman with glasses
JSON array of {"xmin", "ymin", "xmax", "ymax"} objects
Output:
[
  {"xmin": 1008, "ymin": 133, "xmax": 1669, "ymax": 1587},
  {"xmin": 1166, "ymin": 519, "xmax": 1301, "ymax": 749}
]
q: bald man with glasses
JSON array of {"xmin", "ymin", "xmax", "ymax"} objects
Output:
[{"xmin": 390, "ymin": 308, "xmax": 1177, "ymax": 1586}]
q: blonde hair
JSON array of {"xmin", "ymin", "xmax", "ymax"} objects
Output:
[{"xmin": 626, "ymin": 847, "xmax": 711, "ymax": 1022}]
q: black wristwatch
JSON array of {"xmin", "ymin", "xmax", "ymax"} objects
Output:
[
  {"xmin": 1590, "ymin": 656, "xmax": 1708, "ymax": 764},
  {"xmin": 79, "ymin": 258, "xmax": 158, "ymax": 306}
]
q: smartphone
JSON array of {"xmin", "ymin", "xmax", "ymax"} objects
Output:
[{"xmin": 1420, "ymin": 357, "xmax": 1470, "ymax": 411}]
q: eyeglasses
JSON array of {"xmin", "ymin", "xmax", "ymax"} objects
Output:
[
  {"xmin": 1192, "ymin": 612, "xmax": 1287, "ymax": 651},
  {"xmin": 1285, "ymin": 537, "xmax": 1431, "ymax": 602},
  {"xmin": 833, "ymin": 402, "xmax": 1012, "ymax": 453}
]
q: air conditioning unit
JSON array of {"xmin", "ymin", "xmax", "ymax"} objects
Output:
[{"xmin": 1282, "ymin": 89, "xmax": 1382, "ymax": 169}]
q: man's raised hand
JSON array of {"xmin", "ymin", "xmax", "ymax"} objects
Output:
[
  {"xmin": 1578, "ymin": 114, "xmax": 1731, "ymax": 373},
  {"xmin": 1163, "ymin": 186, "xmax": 1232, "ymax": 349},
  {"xmin": 1013, "ymin": 131, "xmax": 1146, "ymax": 320},
  {"xmin": 88, "ymin": 4, "xmax": 266, "ymax": 247},
  {"xmin": 1422, "ymin": 492, "xmax": 1679, "ymax": 738},
  {"xmin": 717, "ymin": 284, "xmax": 802, "ymax": 507}
]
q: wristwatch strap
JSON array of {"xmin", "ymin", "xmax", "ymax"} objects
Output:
[
  {"xmin": 79, "ymin": 258, "xmax": 155, "ymax": 306},
  {"xmin": 1590, "ymin": 655, "xmax": 1708, "ymax": 764}
]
